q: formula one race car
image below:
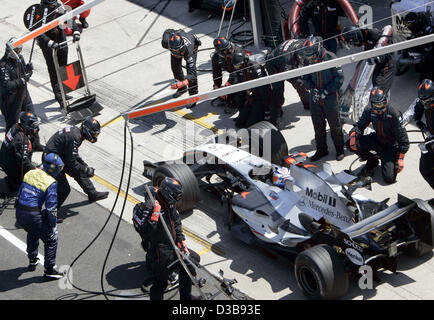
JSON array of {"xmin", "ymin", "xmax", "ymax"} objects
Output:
[{"xmin": 142, "ymin": 121, "xmax": 434, "ymax": 300}]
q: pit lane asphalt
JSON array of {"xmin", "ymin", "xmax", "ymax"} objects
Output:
[{"xmin": 0, "ymin": 0, "xmax": 433, "ymax": 300}]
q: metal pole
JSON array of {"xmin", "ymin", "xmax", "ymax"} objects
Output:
[
  {"xmin": 76, "ymin": 41, "xmax": 91, "ymax": 96},
  {"xmin": 249, "ymin": 0, "xmax": 264, "ymax": 49},
  {"xmin": 226, "ymin": 0, "xmax": 239, "ymax": 38},
  {"xmin": 218, "ymin": 2, "xmax": 231, "ymax": 37},
  {"xmin": 28, "ymin": 39, "xmax": 36, "ymax": 64},
  {"xmin": 52, "ymin": 42, "xmax": 69, "ymax": 117},
  {"xmin": 125, "ymin": 33, "xmax": 434, "ymax": 120}
]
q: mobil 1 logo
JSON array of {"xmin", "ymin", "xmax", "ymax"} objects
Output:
[{"xmin": 305, "ymin": 187, "xmax": 337, "ymax": 207}]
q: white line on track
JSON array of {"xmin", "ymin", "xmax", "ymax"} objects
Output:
[{"xmin": 0, "ymin": 225, "xmax": 45, "ymax": 266}]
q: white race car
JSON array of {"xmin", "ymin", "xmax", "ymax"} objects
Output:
[{"xmin": 143, "ymin": 121, "xmax": 434, "ymax": 299}]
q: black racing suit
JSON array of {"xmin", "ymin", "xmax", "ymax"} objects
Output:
[
  {"xmin": 132, "ymin": 191, "xmax": 199, "ymax": 300},
  {"xmin": 301, "ymin": 50, "xmax": 344, "ymax": 154},
  {"xmin": 44, "ymin": 126, "xmax": 97, "ymax": 206},
  {"xmin": 228, "ymin": 61, "xmax": 272, "ymax": 128},
  {"xmin": 266, "ymin": 39, "xmax": 310, "ymax": 121},
  {"xmin": 211, "ymin": 44, "xmax": 246, "ymax": 110},
  {"xmin": 211, "ymin": 44, "xmax": 244, "ymax": 88},
  {"xmin": 298, "ymin": 0, "xmax": 346, "ymax": 53},
  {"xmin": 0, "ymin": 53, "xmax": 42, "ymax": 148},
  {"xmin": 348, "ymin": 105, "xmax": 410, "ymax": 184},
  {"xmin": 170, "ymin": 30, "xmax": 200, "ymax": 96},
  {"xmin": 36, "ymin": 4, "xmax": 78, "ymax": 102},
  {"xmin": 361, "ymin": 27, "xmax": 395, "ymax": 94},
  {"xmin": 413, "ymin": 100, "xmax": 434, "ymax": 189},
  {"xmin": 0, "ymin": 124, "xmax": 35, "ymax": 192},
  {"xmin": 406, "ymin": 13, "xmax": 434, "ymax": 81}
]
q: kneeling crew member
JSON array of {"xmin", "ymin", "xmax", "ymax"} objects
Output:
[
  {"xmin": 15, "ymin": 153, "xmax": 64, "ymax": 279},
  {"xmin": 347, "ymin": 88, "xmax": 409, "ymax": 184},
  {"xmin": 44, "ymin": 117, "xmax": 108, "ymax": 206},
  {"xmin": 132, "ymin": 177, "xmax": 200, "ymax": 300},
  {"xmin": 0, "ymin": 112, "xmax": 40, "ymax": 193}
]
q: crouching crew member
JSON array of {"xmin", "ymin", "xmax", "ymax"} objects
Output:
[
  {"xmin": 228, "ymin": 51, "xmax": 272, "ymax": 128},
  {"xmin": 347, "ymin": 88, "xmax": 409, "ymax": 184},
  {"xmin": 44, "ymin": 117, "xmax": 108, "ymax": 206},
  {"xmin": 211, "ymin": 36, "xmax": 246, "ymax": 114},
  {"xmin": 0, "ymin": 112, "xmax": 40, "ymax": 194}
]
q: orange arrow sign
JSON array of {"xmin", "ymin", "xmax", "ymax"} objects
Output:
[{"xmin": 62, "ymin": 64, "xmax": 81, "ymax": 91}]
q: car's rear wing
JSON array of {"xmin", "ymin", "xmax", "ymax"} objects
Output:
[{"xmin": 342, "ymin": 195, "xmax": 434, "ymax": 245}]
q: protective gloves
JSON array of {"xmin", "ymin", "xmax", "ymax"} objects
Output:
[
  {"xmin": 150, "ymin": 200, "xmax": 161, "ymax": 222},
  {"xmin": 171, "ymin": 79, "xmax": 189, "ymax": 89},
  {"xmin": 349, "ymin": 130, "xmax": 359, "ymax": 152},
  {"xmin": 396, "ymin": 153, "xmax": 405, "ymax": 174},
  {"xmin": 85, "ymin": 167, "xmax": 95, "ymax": 177},
  {"xmin": 177, "ymin": 240, "xmax": 190, "ymax": 256}
]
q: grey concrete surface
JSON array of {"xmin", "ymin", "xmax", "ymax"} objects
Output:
[{"xmin": 0, "ymin": 0, "xmax": 433, "ymax": 300}]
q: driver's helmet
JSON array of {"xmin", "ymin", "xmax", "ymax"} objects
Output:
[{"xmin": 272, "ymin": 167, "xmax": 291, "ymax": 188}]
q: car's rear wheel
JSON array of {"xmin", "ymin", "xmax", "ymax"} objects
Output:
[
  {"xmin": 295, "ymin": 244, "xmax": 349, "ymax": 300},
  {"xmin": 248, "ymin": 121, "xmax": 288, "ymax": 165},
  {"xmin": 152, "ymin": 163, "xmax": 200, "ymax": 213}
]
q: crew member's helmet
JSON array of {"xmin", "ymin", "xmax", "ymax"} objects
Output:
[
  {"xmin": 169, "ymin": 34, "xmax": 185, "ymax": 56},
  {"xmin": 18, "ymin": 111, "xmax": 40, "ymax": 136},
  {"xmin": 43, "ymin": 153, "xmax": 64, "ymax": 177},
  {"xmin": 231, "ymin": 51, "xmax": 249, "ymax": 69},
  {"xmin": 81, "ymin": 117, "xmax": 101, "ymax": 143},
  {"xmin": 214, "ymin": 37, "xmax": 233, "ymax": 57},
  {"xmin": 158, "ymin": 177, "xmax": 183, "ymax": 205},
  {"xmin": 342, "ymin": 26, "xmax": 363, "ymax": 47},
  {"xmin": 404, "ymin": 12, "xmax": 420, "ymax": 33},
  {"xmin": 418, "ymin": 79, "xmax": 434, "ymax": 108},
  {"xmin": 370, "ymin": 87, "xmax": 388, "ymax": 115},
  {"xmin": 6, "ymin": 37, "xmax": 22, "ymax": 59},
  {"xmin": 301, "ymin": 35, "xmax": 323, "ymax": 64}
]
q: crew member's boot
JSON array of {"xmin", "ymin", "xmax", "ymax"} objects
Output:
[
  {"xmin": 88, "ymin": 191, "xmax": 109, "ymax": 203},
  {"xmin": 310, "ymin": 149, "xmax": 329, "ymax": 162},
  {"xmin": 358, "ymin": 157, "xmax": 379, "ymax": 178},
  {"xmin": 79, "ymin": 17, "xmax": 89, "ymax": 29}
]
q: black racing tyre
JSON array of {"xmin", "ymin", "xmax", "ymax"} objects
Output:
[
  {"xmin": 247, "ymin": 121, "xmax": 288, "ymax": 165},
  {"xmin": 295, "ymin": 244, "xmax": 349, "ymax": 300},
  {"xmin": 152, "ymin": 164, "xmax": 200, "ymax": 213},
  {"xmin": 212, "ymin": 129, "xmax": 250, "ymax": 153}
]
